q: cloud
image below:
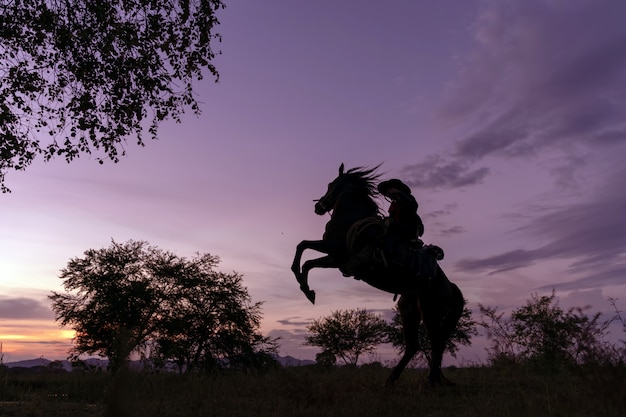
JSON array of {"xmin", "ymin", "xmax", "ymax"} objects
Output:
[
  {"xmin": 275, "ymin": 317, "xmax": 313, "ymax": 327},
  {"xmin": 457, "ymin": 248, "xmax": 539, "ymax": 274},
  {"xmin": 403, "ymin": 1, "xmax": 626, "ymax": 295},
  {"xmin": 405, "ymin": 0, "xmax": 626, "ymax": 190},
  {"xmin": 401, "ymin": 155, "xmax": 490, "ymax": 189},
  {"xmin": 558, "ymin": 288, "xmax": 608, "ymax": 311},
  {"xmin": 9, "ymin": 340, "xmax": 67, "ymax": 345},
  {"xmin": 456, "ymin": 167, "xmax": 626, "ymax": 289},
  {"xmin": 438, "ymin": 225, "xmax": 466, "ymax": 237},
  {"xmin": 423, "ymin": 203, "xmax": 459, "ymax": 220},
  {"xmin": 535, "ymin": 264, "xmax": 626, "ymax": 292},
  {"xmin": 441, "ymin": 0, "xmax": 626, "ymax": 131},
  {"xmin": 0, "ymin": 296, "xmax": 54, "ymax": 320},
  {"xmin": 266, "ymin": 328, "xmax": 319, "ymax": 358}
]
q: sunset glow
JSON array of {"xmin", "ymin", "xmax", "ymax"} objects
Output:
[{"xmin": 1, "ymin": 0, "xmax": 625, "ymax": 365}]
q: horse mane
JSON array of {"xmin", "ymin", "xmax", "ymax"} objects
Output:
[{"xmin": 344, "ymin": 165, "xmax": 382, "ymax": 199}]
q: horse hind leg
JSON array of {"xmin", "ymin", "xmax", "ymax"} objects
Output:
[
  {"xmin": 425, "ymin": 284, "xmax": 465, "ymax": 386},
  {"xmin": 386, "ymin": 295, "xmax": 421, "ymax": 387}
]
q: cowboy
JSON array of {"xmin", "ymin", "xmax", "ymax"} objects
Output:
[
  {"xmin": 378, "ymin": 179, "xmax": 445, "ymax": 281},
  {"xmin": 377, "ymin": 179, "xmax": 424, "ymax": 243}
]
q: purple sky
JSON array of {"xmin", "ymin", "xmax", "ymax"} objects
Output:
[{"xmin": 1, "ymin": 0, "xmax": 625, "ymax": 364}]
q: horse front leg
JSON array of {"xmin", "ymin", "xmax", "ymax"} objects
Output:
[
  {"xmin": 298, "ymin": 255, "xmax": 340, "ymax": 304},
  {"xmin": 291, "ymin": 240, "xmax": 333, "ymax": 304}
]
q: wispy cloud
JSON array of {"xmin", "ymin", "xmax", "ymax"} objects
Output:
[
  {"xmin": 535, "ymin": 264, "xmax": 626, "ymax": 292},
  {"xmin": 401, "ymin": 155, "xmax": 490, "ymax": 189},
  {"xmin": 0, "ymin": 296, "xmax": 53, "ymax": 320},
  {"xmin": 457, "ymin": 248, "xmax": 539, "ymax": 275},
  {"xmin": 276, "ymin": 317, "xmax": 313, "ymax": 327},
  {"xmin": 438, "ymin": 225, "xmax": 466, "ymax": 237},
  {"xmin": 404, "ymin": 0, "xmax": 626, "ymax": 190},
  {"xmin": 397, "ymin": 0, "xmax": 626, "ymax": 296},
  {"xmin": 8, "ymin": 340, "xmax": 67, "ymax": 345},
  {"xmin": 456, "ymin": 168, "xmax": 626, "ymax": 289},
  {"xmin": 423, "ymin": 203, "xmax": 459, "ymax": 219}
]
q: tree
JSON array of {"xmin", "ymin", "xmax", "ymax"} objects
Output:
[
  {"xmin": 150, "ymin": 260, "xmax": 278, "ymax": 373},
  {"xmin": 386, "ymin": 301, "xmax": 477, "ymax": 367},
  {"xmin": 478, "ymin": 291, "xmax": 615, "ymax": 365},
  {"xmin": 0, "ymin": 0, "xmax": 225, "ymax": 192},
  {"xmin": 314, "ymin": 350, "xmax": 337, "ymax": 368},
  {"xmin": 304, "ymin": 308, "xmax": 389, "ymax": 366},
  {"xmin": 49, "ymin": 239, "xmax": 276, "ymax": 373}
]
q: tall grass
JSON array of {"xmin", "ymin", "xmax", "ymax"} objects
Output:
[{"xmin": 0, "ymin": 363, "xmax": 624, "ymax": 417}]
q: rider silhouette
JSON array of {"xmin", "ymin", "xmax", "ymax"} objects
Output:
[
  {"xmin": 378, "ymin": 179, "xmax": 424, "ymax": 243},
  {"xmin": 377, "ymin": 179, "xmax": 445, "ymax": 283}
]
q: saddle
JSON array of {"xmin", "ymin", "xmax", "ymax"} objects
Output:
[{"xmin": 343, "ymin": 217, "xmax": 445, "ymax": 292}]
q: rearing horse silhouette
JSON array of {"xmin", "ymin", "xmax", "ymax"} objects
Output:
[{"xmin": 291, "ymin": 163, "xmax": 464, "ymax": 386}]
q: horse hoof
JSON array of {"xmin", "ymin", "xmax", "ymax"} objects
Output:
[{"xmin": 305, "ymin": 290, "xmax": 316, "ymax": 304}]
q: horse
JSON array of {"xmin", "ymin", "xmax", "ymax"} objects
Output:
[{"xmin": 291, "ymin": 163, "xmax": 465, "ymax": 387}]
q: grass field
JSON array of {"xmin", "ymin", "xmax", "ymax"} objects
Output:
[{"xmin": 0, "ymin": 363, "xmax": 624, "ymax": 417}]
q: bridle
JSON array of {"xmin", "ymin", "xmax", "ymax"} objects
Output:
[{"xmin": 314, "ymin": 180, "xmax": 363, "ymax": 215}]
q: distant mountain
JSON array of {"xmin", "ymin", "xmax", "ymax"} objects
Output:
[
  {"xmin": 275, "ymin": 355, "xmax": 316, "ymax": 367},
  {"xmin": 4, "ymin": 358, "xmax": 106, "ymax": 372},
  {"xmin": 5, "ymin": 358, "xmax": 54, "ymax": 368},
  {"xmin": 4, "ymin": 355, "xmax": 315, "ymax": 371}
]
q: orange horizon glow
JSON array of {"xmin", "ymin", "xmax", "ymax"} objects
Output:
[{"xmin": 0, "ymin": 320, "xmax": 75, "ymax": 362}]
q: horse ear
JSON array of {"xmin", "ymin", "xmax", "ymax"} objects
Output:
[{"xmin": 339, "ymin": 163, "xmax": 344, "ymax": 175}]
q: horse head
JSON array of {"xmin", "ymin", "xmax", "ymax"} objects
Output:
[
  {"xmin": 314, "ymin": 163, "xmax": 345, "ymax": 215},
  {"xmin": 314, "ymin": 163, "xmax": 380, "ymax": 215}
]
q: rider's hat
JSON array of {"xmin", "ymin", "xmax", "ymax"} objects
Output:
[{"xmin": 378, "ymin": 179, "xmax": 412, "ymax": 196}]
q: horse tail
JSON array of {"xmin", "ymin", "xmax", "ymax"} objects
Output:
[
  {"xmin": 449, "ymin": 283, "xmax": 464, "ymax": 317},
  {"xmin": 433, "ymin": 266, "xmax": 464, "ymax": 329},
  {"xmin": 440, "ymin": 279, "xmax": 464, "ymax": 338}
]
